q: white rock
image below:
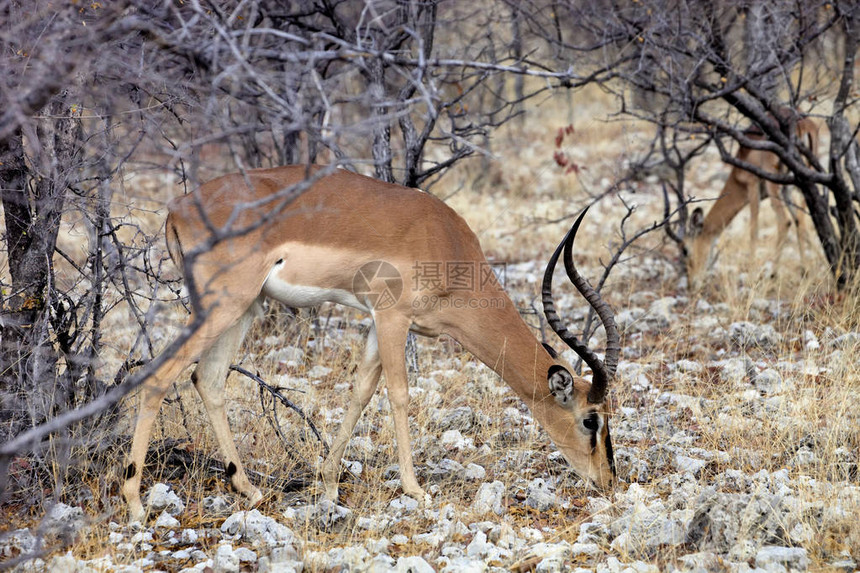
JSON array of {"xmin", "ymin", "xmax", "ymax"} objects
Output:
[
  {"xmin": 526, "ymin": 478, "xmax": 559, "ymax": 510},
  {"xmin": 674, "ymin": 455, "xmax": 708, "ymax": 476},
  {"xmin": 440, "ymin": 556, "xmax": 487, "ymax": 572},
  {"xmin": 673, "ymin": 359, "xmax": 703, "ymax": 374},
  {"xmin": 754, "ymin": 369, "xmax": 792, "ymax": 395},
  {"xmin": 44, "ymin": 503, "xmax": 86, "ymax": 541},
  {"xmin": 221, "ymin": 509, "xmax": 299, "ymax": 550},
  {"xmin": 295, "ymin": 499, "xmax": 353, "ymax": 530},
  {"xmin": 829, "ymin": 332, "xmax": 860, "ymax": 349},
  {"xmin": 258, "ymin": 556, "xmax": 303, "ymax": 573},
  {"xmin": 440, "ymin": 429, "xmax": 474, "ymax": 451},
  {"xmin": 154, "ymin": 511, "xmax": 180, "ymax": 529},
  {"xmin": 472, "ymin": 481, "xmax": 506, "ymax": 515},
  {"xmin": 1, "ymin": 529, "xmax": 37, "ymax": 558},
  {"xmin": 718, "ymin": 357, "xmax": 754, "ymax": 386},
  {"xmin": 611, "ymin": 504, "xmax": 685, "ymax": 553},
  {"xmin": 466, "ymin": 530, "xmax": 494, "ymax": 558},
  {"xmin": 756, "ymin": 546, "xmax": 809, "ymax": 571},
  {"xmin": 214, "ymin": 544, "xmax": 240, "ymax": 572},
  {"xmin": 389, "ymin": 495, "xmax": 420, "ymax": 513},
  {"xmin": 432, "ymin": 406, "xmax": 476, "ymax": 431},
  {"xmin": 265, "ymin": 345, "xmax": 304, "ymax": 362},
  {"xmin": 349, "ymin": 435, "xmax": 376, "ymax": 456},
  {"xmin": 577, "ymin": 521, "xmax": 610, "ymax": 544},
  {"xmin": 730, "ymin": 322, "xmax": 782, "ymax": 350},
  {"xmin": 396, "ymin": 555, "xmax": 435, "ymax": 573},
  {"xmin": 429, "ymin": 458, "xmax": 465, "ymax": 479},
  {"xmin": 202, "ymin": 495, "xmax": 229, "ymax": 514},
  {"xmin": 571, "ymin": 542, "xmax": 601, "ymax": 557},
  {"xmin": 803, "ymin": 330, "xmax": 820, "ymax": 350},
  {"xmin": 234, "ymin": 547, "xmax": 258, "ymax": 562},
  {"xmin": 146, "ymin": 483, "xmax": 185, "ymax": 516},
  {"xmin": 47, "ymin": 552, "xmax": 78, "ymax": 573},
  {"xmin": 464, "ymin": 463, "xmax": 486, "ymax": 480}
]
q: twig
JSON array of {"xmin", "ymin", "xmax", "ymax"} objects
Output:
[{"xmin": 228, "ymin": 365, "xmax": 328, "ymax": 455}]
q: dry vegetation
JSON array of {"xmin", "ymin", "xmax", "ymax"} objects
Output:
[{"xmin": 3, "ymin": 91, "xmax": 859, "ymax": 572}]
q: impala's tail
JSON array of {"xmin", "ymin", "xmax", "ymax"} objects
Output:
[{"xmin": 164, "ymin": 211, "xmax": 185, "ymax": 270}]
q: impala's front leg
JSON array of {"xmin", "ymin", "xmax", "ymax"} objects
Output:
[
  {"xmin": 376, "ymin": 316, "xmax": 429, "ymax": 505},
  {"xmin": 321, "ymin": 325, "xmax": 383, "ymax": 501}
]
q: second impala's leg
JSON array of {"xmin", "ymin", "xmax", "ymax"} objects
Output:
[
  {"xmin": 747, "ymin": 177, "xmax": 761, "ymax": 251},
  {"xmin": 376, "ymin": 315, "xmax": 427, "ymax": 503},
  {"xmin": 793, "ymin": 202, "xmax": 811, "ymax": 270},
  {"xmin": 765, "ymin": 180, "xmax": 792, "ymax": 268},
  {"xmin": 321, "ymin": 324, "xmax": 383, "ymax": 501},
  {"xmin": 191, "ymin": 299, "xmax": 263, "ymax": 506}
]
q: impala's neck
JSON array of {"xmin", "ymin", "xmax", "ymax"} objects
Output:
[
  {"xmin": 445, "ymin": 296, "xmax": 557, "ymax": 409},
  {"xmin": 699, "ymin": 172, "xmax": 750, "ymax": 239}
]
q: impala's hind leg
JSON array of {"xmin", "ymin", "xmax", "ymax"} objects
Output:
[
  {"xmin": 322, "ymin": 324, "xmax": 383, "ymax": 501},
  {"xmin": 122, "ymin": 262, "xmax": 263, "ymax": 523},
  {"xmin": 122, "ymin": 308, "xmax": 247, "ymax": 522},
  {"xmin": 191, "ymin": 299, "xmax": 264, "ymax": 507}
]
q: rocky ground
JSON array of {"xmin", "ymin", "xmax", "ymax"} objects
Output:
[{"xmin": 2, "ymin": 249, "xmax": 859, "ymax": 572}]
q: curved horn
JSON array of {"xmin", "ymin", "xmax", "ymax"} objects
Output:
[{"xmin": 541, "ymin": 207, "xmax": 619, "ymax": 404}]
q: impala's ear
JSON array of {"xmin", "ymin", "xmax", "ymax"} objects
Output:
[
  {"xmin": 548, "ymin": 365, "xmax": 575, "ymax": 406},
  {"xmin": 542, "ymin": 342, "xmax": 559, "ymax": 359}
]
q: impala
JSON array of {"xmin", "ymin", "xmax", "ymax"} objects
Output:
[
  {"xmin": 685, "ymin": 115, "xmax": 819, "ymax": 287},
  {"xmin": 122, "ymin": 165, "xmax": 619, "ymax": 521}
]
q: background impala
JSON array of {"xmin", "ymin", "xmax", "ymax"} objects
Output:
[{"xmin": 684, "ymin": 113, "xmax": 819, "ymax": 287}]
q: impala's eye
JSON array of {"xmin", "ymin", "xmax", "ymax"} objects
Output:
[{"xmin": 583, "ymin": 412, "xmax": 600, "ymax": 432}]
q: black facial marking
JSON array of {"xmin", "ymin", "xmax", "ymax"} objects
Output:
[
  {"xmin": 191, "ymin": 370, "xmax": 199, "ymax": 385},
  {"xmin": 124, "ymin": 463, "xmax": 136, "ymax": 480},
  {"xmin": 226, "ymin": 461, "xmax": 237, "ymax": 479},
  {"xmin": 605, "ymin": 425, "xmax": 616, "ymax": 476}
]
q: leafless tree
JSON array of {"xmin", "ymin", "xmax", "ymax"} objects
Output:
[{"xmin": 516, "ymin": 0, "xmax": 860, "ymax": 287}]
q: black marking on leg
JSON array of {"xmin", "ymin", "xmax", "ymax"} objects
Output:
[
  {"xmin": 124, "ymin": 463, "xmax": 137, "ymax": 480},
  {"xmin": 226, "ymin": 461, "xmax": 237, "ymax": 479},
  {"xmin": 275, "ymin": 258, "xmax": 284, "ymax": 265}
]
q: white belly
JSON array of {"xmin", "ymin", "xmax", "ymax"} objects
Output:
[{"xmin": 261, "ymin": 262, "xmax": 369, "ymax": 312}]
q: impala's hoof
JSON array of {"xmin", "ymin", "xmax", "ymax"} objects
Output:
[
  {"xmin": 403, "ymin": 487, "xmax": 432, "ymax": 508},
  {"xmin": 246, "ymin": 488, "xmax": 264, "ymax": 508}
]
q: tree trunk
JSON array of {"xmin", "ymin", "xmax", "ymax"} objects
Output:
[{"xmin": 0, "ymin": 95, "xmax": 81, "ymax": 438}]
